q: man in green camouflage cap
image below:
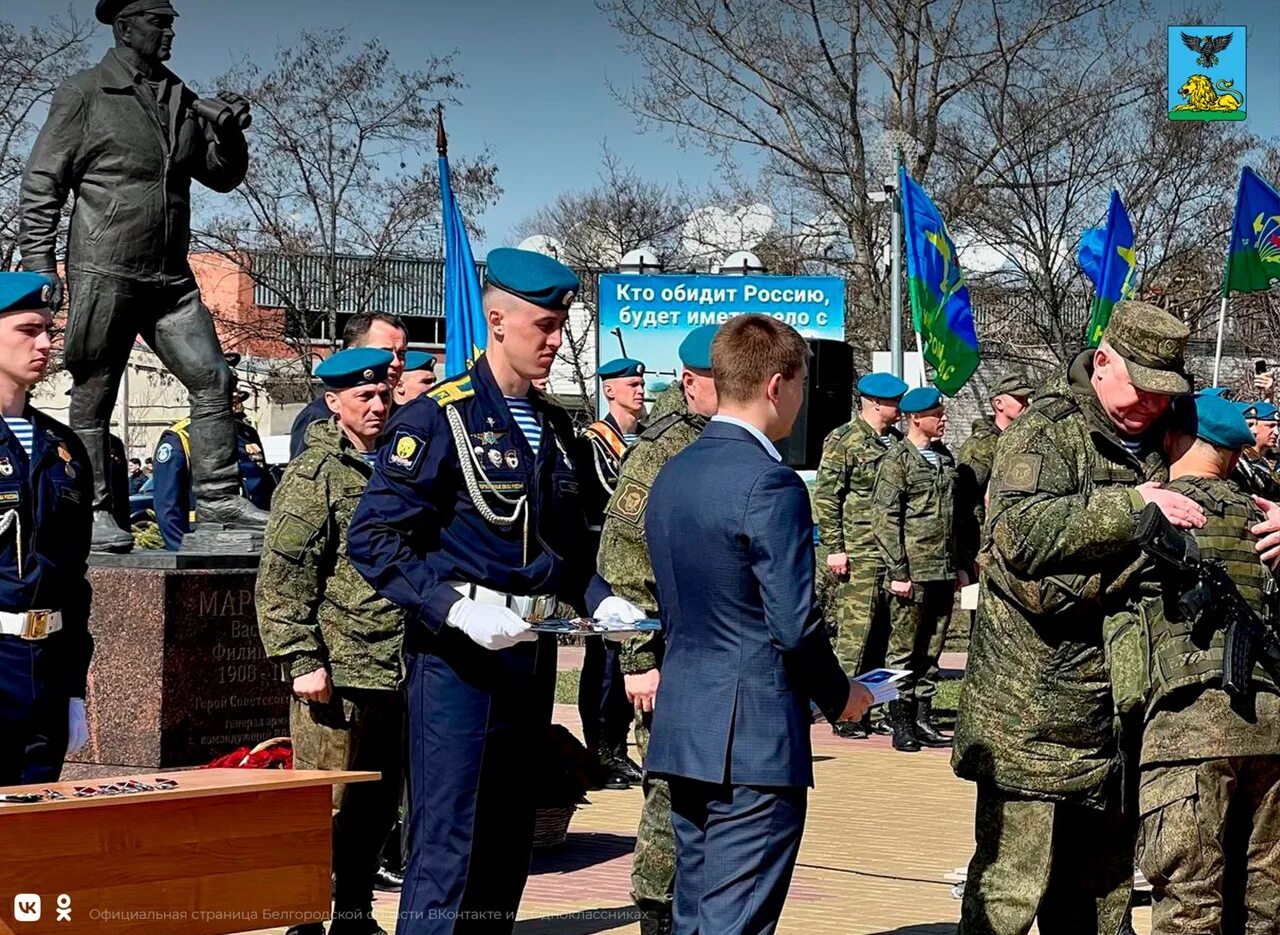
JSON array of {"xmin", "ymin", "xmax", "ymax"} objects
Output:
[
  {"xmin": 953, "ymin": 300, "xmax": 1211, "ymax": 935},
  {"xmin": 957, "ymin": 372, "xmax": 1035, "ymax": 557},
  {"xmin": 1128, "ymin": 392, "xmax": 1280, "ymax": 935},
  {"xmin": 256, "ymin": 346, "xmax": 403, "ymax": 935},
  {"xmin": 596, "ymin": 324, "xmax": 718, "ymax": 935}
]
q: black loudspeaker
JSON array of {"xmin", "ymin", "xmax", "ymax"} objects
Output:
[{"xmin": 779, "ymin": 339, "xmax": 855, "ymax": 470}]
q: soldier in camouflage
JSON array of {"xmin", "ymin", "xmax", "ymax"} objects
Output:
[
  {"xmin": 1125, "ymin": 393, "xmax": 1280, "ymax": 935},
  {"xmin": 256, "ymin": 347, "xmax": 402, "ymax": 935},
  {"xmin": 811, "ymin": 371, "xmax": 908, "ymax": 739},
  {"xmin": 957, "ymin": 372, "xmax": 1034, "ymax": 556},
  {"xmin": 953, "ymin": 301, "xmax": 1214, "ymax": 935},
  {"xmin": 1233, "ymin": 400, "xmax": 1280, "ymax": 500},
  {"xmin": 872, "ymin": 387, "xmax": 970, "ymax": 752},
  {"xmin": 595, "ymin": 326, "xmax": 719, "ymax": 935}
]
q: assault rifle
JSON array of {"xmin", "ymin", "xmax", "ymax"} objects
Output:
[{"xmin": 1134, "ymin": 502, "xmax": 1280, "ymax": 698}]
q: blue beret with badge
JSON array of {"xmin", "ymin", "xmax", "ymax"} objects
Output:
[
  {"xmin": 404, "ymin": 351, "xmax": 436, "ymax": 373},
  {"xmin": 900, "ymin": 386, "xmax": 944, "ymax": 413},
  {"xmin": 857, "ymin": 372, "xmax": 909, "ymax": 401},
  {"xmin": 1242, "ymin": 400, "xmax": 1279, "ymax": 422},
  {"xmin": 315, "ymin": 347, "xmax": 394, "ymax": 389},
  {"xmin": 0, "ymin": 271, "xmax": 58, "ymax": 315},
  {"xmin": 678, "ymin": 325, "xmax": 718, "ymax": 371},
  {"xmin": 485, "ymin": 247, "xmax": 580, "ymax": 310},
  {"xmin": 597, "ymin": 357, "xmax": 645, "ymax": 379},
  {"xmin": 1173, "ymin": 393, "xmax": 1257, "ymax": 450}
]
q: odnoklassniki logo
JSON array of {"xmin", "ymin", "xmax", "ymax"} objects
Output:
[{"xmin": 1168, "ymin": 26, "xmax": 1246, "ymax": 122}]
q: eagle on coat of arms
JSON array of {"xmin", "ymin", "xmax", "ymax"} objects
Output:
[{"xmin": 1180, "ymin": 32, "xmax": 1233, "ymax": 68}]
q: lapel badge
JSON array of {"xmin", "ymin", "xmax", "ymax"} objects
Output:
[
  {"xmin": 487, "ymin": 449, "xmax": 503, "ymax": 468},
  {"xmin": 0, "ymin": 457, "xmax": 12, "ymax": 477},
  {"xmin": 504, "ymin": 449, "xmax": 520, "ymax": 469}
]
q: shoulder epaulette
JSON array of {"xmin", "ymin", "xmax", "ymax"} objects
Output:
[
  {"xmin": 427, "ymin": 374, "xmax": 475, "ymax": 407},
  {"xmin": 638, "ymin": 411, "xmax": 688, "ymax": 441},
  {"xmin": 1036, "ymin": 396, "xmax": 1078, "ymax": 422},
  {"xmin": 290, "ymin": 446, "xmax": 327, "ymax": 481}
]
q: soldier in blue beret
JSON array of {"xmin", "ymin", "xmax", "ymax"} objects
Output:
[
  {"xmin": 678, "ymin": 325, "xmax": 716, "ymax": 371},
  {"xmin": 578, "ymin": 355, "xmax": 648, "ymax": 790},
  {"xmin": 151, "ymin": 354, "xmax": 276, "ymax": 551},
  {"xmin": 393, "ymin": 351, "xmax": 437, "ymax": 408},
  {"xmin": 1234, "ymin": 400, "xmax": 1280, "ymax": 499},
  {"xmin": 0, "ymin": 272, "xmax": 94, "ymax": 785},
  {"xmin": 347, "ymin": 247, "xmax": 595, "ymax": 933},
  {"xmin": 857, "ymin": 372, "xmax": 910, "ymax": 402}
]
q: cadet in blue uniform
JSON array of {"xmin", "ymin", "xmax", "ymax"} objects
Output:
[
  {"xmin": 348, "ymin": 248, "xmax": 594, "ymax": 934},
  {"xmin": 152, "ymin": 359, "xmax": 275, "ymax": 550},
  {"xmin": 0, "ymin": 272, "xmax": 94, "ymax": 785},
  {"xmin": 578, "ymin": 356, "xmax": 647, "ymax": 789}
]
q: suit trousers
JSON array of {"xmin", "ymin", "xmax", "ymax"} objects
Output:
[
  {"xmin": 64, "ymin": 272, "xmax": 237, "ymax": 512},
  {"xmin": 0, "ymin": 636, "xmax": 69, "ymax": 786},
  {"xmin": 668, "ymin": 777, "xmax": 807, "ymax": 935}
]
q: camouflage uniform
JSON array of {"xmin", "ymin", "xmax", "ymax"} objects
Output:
[
  {"xmin": 1232, "ymin": 450, "xmax": 1280, "ymax": 501},
  {"xmin": 872, "ymin": 437, "xmax": 963, "ymax": 706},
  {"xmin": 597, "ymin": 383, "xmax": 706, "ymax": 924},
  {"xmin": 957, "ymin": 417, "xmax": 1000, "ymax": 556},
  {"xmin": 953, "ymin": 303, "xmax": 1193, "ymax": 935},
  {"xmin": 1133, "ymin": 476, "xmax": 1280, "ymax": 935},
  {"xmin": 256, "ymin": 417, "xmax": 405, "ymax": 920},
  {"xmin": 811, "ymin": 418, "xmax": 902, "ymax": 675}
]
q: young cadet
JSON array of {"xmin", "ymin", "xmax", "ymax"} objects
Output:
[
  {"xmin": 0, "ymin": 272, "xmax": 93, "ymax": 785},
  {"xmin": 257, "ymin": 347, "xmax": 400, "ymax": 935},
  {"xmin": 347, "ymin": 248, "xmax": 594, "ymax": 934}
]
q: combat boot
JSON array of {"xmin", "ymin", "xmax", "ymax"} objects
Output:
[
  {"xmin": 889, "ymin": 700, "xmax": 921, "ymax": 753},
  {"xmin": 914, "ymin": 698, "xmax": 953, "ymax": 748},
  {"xmin": 91, "ymin": 510, "xmax": 135, "ymax": 553},
  {"xmin": 197, "ymin": 494, "xmax": 270, "ymax": 528},
  {"xmin": 610, "ymin": 743, "xmax": 644, "ymax": 783}
]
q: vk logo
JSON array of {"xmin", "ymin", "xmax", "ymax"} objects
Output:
[{"xmin": 13, "ymin": 893, "xmax": 41, "ymax": 921}]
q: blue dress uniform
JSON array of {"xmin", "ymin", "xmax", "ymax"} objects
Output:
[
  {"xmin": 348, "ymin": 254, "xmax": 590, "ymax": 934},
  {"xmin": 152, "ymin": 414, "xmax": 275, "ymax": 550},
  {"xmin": 0, "ymin": 274, "xmax": 95, "ymax": 786}
]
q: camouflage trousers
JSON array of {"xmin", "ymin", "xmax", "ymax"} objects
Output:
[
  {"xmin": 1137, "ymin": 756, "xmax": 1280, "ymax": 934},
  {"xmin": 631, "ymin": 710, "xmax": 674, "ymax": 912},
  {"xmin": 290, "ymin": 688, "xmax": 403, "ymax": 911},
  {"xmin": 829, "ymin": 561, "xmax": 892, "ymax": 677},
  {"xmin": 959, "ymin": 783, "xmax": 1136, "ymax": 935},
  {"xmin": 886, "ymin": 580, "xmax": 954, "ymax": 703}
]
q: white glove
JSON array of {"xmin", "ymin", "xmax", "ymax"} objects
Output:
[
  {"xmin": 67, "ymin": 698, "xmax": 89, "ymax": 756},
  {"xmin": 596, "ymin": 596, "xmax": 647, "ymax": 642},
  {"xmin": 446, "ymin": 598, "xmax": 537, "ymax": 651}
]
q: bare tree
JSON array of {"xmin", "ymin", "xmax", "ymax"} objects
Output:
[
  {"xmin": 196, "ymin": 30, "xmax": 500, "ymax": 379},
  {"xmin": 0, "ymin": 9, "xmax": 94, "ymax": 269}
]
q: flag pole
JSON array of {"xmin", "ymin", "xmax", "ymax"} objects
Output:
[
  {"xmin": 1212, "ymin": 294, "xmax": 1229, "ymax": 385},
  {"xmin": 890, "ymin": 145, "xmax": 904, "ymax": 379},
  {"xmin": 913, "ymin": 329, "xmax": 926, "ymax": 387}
]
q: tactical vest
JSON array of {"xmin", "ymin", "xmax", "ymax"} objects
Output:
[{"xmin": 1142, "ymin": 479, "xmax": 1277, "ymax": 716}]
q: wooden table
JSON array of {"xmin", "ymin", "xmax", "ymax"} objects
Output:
[{"xmin": 0, "ymin": 768, "xmax": 376, "ymax": 934}]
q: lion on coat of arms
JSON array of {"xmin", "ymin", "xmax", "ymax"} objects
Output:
[{"xmin": 1172, "ymin": 74, "xmax": 1244, "ymax": 112}]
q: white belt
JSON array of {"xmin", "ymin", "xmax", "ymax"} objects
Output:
[
  {"xmin": 0, "ymin": 610, "xmax": 63, "ymax": 640},
  {"xmin": 449, "ymin": 583, "xmax": 556, "ymax": 621}
]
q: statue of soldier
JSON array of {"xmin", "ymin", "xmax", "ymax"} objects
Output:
[{"xmin": 18, "ymin": 0, "xmax": 264, "ymax": 552}]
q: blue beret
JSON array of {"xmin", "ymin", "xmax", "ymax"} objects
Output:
[
  {"xmin": 857, "ymin": 372, "xmax": 909, "ymax": 401},
  {"xmin": 1197, "ymin": 385, "xmax": 1231, "ymax": 398},
  {"xmin": 597, "ymin": 357, "xmax": 645, "ymax": 379},
  {"xmin": 1173, "ymin": 394, "xmax": 1257, "ymax": 449},
  {"xmin": 900, "ymin": 386, "xmax": 944, "ymax": 413},
  {"xmin": 485, "ymin": 247, "xmax": 580, "ymax": 310},
  {"xmin": 404, "ymin": 351, "xmax": 436, "ymax": 373},
  {"xmin": 1242, "ymin": 400, "xmax": 1279, "ymax": 422},
  {"xmin": 678, "ymin": 325, "xmax": 718, "ymax": 370},
  {"xmin": 315, "ymin": 347, "xmax": 394, "ymax": 389},
  {"xmin": 0, "ymin": 272, "xmax": 58, "ymax": 315}
]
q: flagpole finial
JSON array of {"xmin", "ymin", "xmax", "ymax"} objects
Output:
[{"xmin": 436, "ymin": 103, "xmax": 447, "ymax": 157}]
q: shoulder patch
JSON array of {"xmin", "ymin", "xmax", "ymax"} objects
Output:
[
  {"xmin": 1036, "ymin": 396, "xmax": 1078, "ymax": 423},
  {"xmin": 269, "ymin": 511, "xmax": 322, "ymax": 563},
  {"xmin": 427, "ymin": 375, "xmax": 475, "ymax": 407},
  {"xmin": 386, "ymin": 430, "xmax": 427, "ymax": 474},
  {"xmin": 156, "ymin": 442, "xmax": 173, "ymax": 464},
  {"xmin": 999, "ymin": 453, "xmax": 1043, "ymax": 493},
  {"xmin": 608, "ymin": 476, "xmax": 651, "ymax": 526}
]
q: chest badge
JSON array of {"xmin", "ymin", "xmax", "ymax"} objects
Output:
[
  {"xmin": 504, "ymin": 449, "xmax": 520, "ymax": 469},
  {"xmin": 57, "ymin": 443, "xmax": 76, "ymax": 479},
  {"xmin": 0, "ymin": 457, "xmax": 12, "ymax": 477},
  {"xmin": 487, "ymin": 449, "xmax": 503, "ymax": 468}
]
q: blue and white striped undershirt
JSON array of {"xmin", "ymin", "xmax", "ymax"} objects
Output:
[
  {"xmin": 1119, "ymin": 437, "xmax": 1144, "ymax": 459},
  {"xmin": 505, "ymin": 397, "xmax": 542, "ymax": 457},
  {"xmin": 623, "ymin": 433, "xmax": 639, "ymax": 446},
  {"xmin": 919, "ymin": 445, "xmax": 940, "ymax": 466},
  {"xmin": 4, "ymin": 416, "xmax": 34, "ymax": 458}
]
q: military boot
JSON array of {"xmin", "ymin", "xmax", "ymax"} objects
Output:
[
  {"xmin": 889, "ymin": 700, "xmax": 921, "ymax": 753},
  {"xmin": 637, "ymin": 905, "xmax": 673, "ymax": 935},
  {"xmin": 91, "ymin": 510, "xmax": 135, "ymax": 553},
  {"xmin": 913, "ymin": 698, "xmax": 953, "ymax": 748},
  {"xmin": 609, "ymin": 743, "xmax": 644, "ymax": 783}
]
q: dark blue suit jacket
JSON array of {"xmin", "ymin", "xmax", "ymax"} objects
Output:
[{"xmin": 644, "ymin": 420, "xmax": 850, "ymax": 788}]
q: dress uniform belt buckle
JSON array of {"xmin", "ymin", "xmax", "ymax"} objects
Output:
[{"xmin": 21, "ymin": 611, "xmax": 51, "ymax": 641}]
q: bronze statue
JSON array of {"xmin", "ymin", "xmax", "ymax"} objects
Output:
[{"xmin": 19, "ymin": 0, "xmax": 263, "ymax": 552}]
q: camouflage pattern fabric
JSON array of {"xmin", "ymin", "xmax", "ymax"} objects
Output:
[
  {"xmin": 872, "ymin": 436, "xmax": 962, "ymax": 584},
  {"xmin": 256, "ymin": 418, "xmax": 405, "ymax": 690},
  {"xmin": 596, "ymin": 383, "xmax": 705, "ymax": 912},
  {"xmin": 885, "ymin": 580, "xmax": 953, "ymax": 703},
  {"xmin": 958, "ymin": 416, "xmax": 1001, "ymax": 555},
  {"xmin": 959, "ymin": 783, "xmax": 1136, "ymax": 935},
  {"xmin": 1232, "ymin": 452, "xmax": 1280, "ymax": 501},
  {"xmin": 812, "ymin": 417, "xmax": 901, "ymax": 674}
]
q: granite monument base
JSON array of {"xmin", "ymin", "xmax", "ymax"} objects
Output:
[{"xmin": 72, "ymin": 552, "xmax": 289, "ymax": 772}]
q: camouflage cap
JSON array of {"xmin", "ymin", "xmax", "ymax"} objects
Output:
[
  {"xmin": 1100, "ymin": 300, "xmax": 1191, "ymax": 396},
  {"xmin": 990, "ymin": 372, "xmax": 1035, "ymax": 399}
]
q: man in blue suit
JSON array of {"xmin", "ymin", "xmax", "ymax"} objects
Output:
[{"xmin": 645, "ymin": 313, "xmax": 872, "ymax": 935}]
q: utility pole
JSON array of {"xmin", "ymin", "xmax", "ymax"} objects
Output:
[{"xmin": 889, "ymin": 144, "xmax": 904, "ymax": 378}]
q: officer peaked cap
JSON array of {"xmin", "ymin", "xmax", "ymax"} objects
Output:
[
  {"xmin": 315, "ymin": 348, "xmax": 394, "ymax": 389},
  {"xmin": 0, "ymin": 272, "xmax": 58, "ymax": 315},
  {"xmin": 97, "ymin": 0, "xmax": 179, "ymax": 24},
  {"xmin": 485, "ymin": 248, "xmax": 580, "ymax": 311}
]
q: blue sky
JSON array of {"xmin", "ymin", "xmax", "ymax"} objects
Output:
[{"xmin": 6, "ymin": 0, "xmax": 1278, "ymax": 252}]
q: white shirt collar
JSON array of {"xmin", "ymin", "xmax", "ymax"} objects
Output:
[{"xmin": 711, "ymin": 414, "xmax": 782, "ymax": 462}]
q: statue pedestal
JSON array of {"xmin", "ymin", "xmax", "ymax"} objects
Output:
[{"xmin": 70, "ymin": 553, "xmax": 289, "ymax": 775}]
